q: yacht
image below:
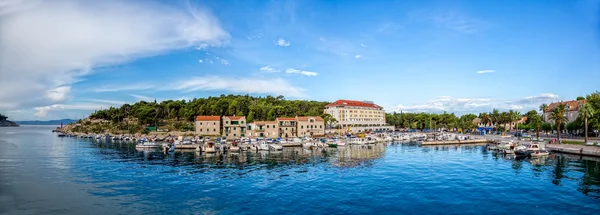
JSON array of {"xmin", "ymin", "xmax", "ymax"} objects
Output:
[{"xmin": 258, "ymin": 141, "xmax": 270, "ymax": 151}]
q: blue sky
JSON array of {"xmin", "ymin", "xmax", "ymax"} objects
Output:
[{"xmin": 1, "ymin": 0, "xmax": 599, "ymax": 120}]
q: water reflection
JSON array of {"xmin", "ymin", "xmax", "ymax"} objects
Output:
[{"xmin": 86, "ymin": 139, "xmax": 600, "ymax": 200}]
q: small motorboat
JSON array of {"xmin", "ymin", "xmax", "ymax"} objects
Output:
[
  {"xmin": 530, "ymin": 150, "xmax": 549, "ymax": 157},
  {"xmin": 258, "ymin": 141, "xmax": 269, "ymax": 151},
  {"xmin": 136, "ymin": 139, "xmax": 159, "ymax": 149},
  {"xmin": 57, "ymin": 133, "xmax": 66, "ymax": 137},
  {"xmin": 229, "ymin": 142, "xmax": 241, "ymax": 153},
  {"xmin": 203, "ymin": 142, "xmax": 216, "ymax": 153},
  {"xmin": 269, "ymin": 143, "xmax": 283, "ymax": 151}
]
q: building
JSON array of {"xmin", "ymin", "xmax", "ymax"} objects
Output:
[
  {"xmin": 195, "ymin": 116, "xmax": 220, "ymax": 136},
  {"xmin": 246, "ymin": 121, "xmax": 278, "ymax": 138},
  {"xmin": 543, "ymin": 100, "xmax": 586, "ymax": 123},
  {"xmin": 296, "ymin": 116, "xmax": 325, "ymax": 137},
  {"xmin": 276, "ymin": 117, "xmax": 296, "ymax": 138},
  {"xmin": 324, "ymin": 99, "xmax": 394, "ymax": 133},
  {"xmin": 223, "ymin": 116, "xmax": 246, "ymax": 138}
]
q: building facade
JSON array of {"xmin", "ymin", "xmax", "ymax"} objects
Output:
[
  {"xmin": 543, "ymin": 100, "xmax": 586, "ymax": 123},
  {"xmin": 296, "ymin": 116, "xmax": 325, "ymax": 137},
  {"xmin": 324, "ymin": 100, "xmax": 394, "ymax": 133},
  {"xmin": 195, "ymin": 116, "xmax": 221, "ymax": 136},
  {"xmin": 276, "ymin": 117, "xmax": 296, "ymax": 138},
  {"xmin": 246, "ymin": 121, "xmax": 279, "ymax": 138},
  {"xmin": 223, "ymin": 116, "xmax": 246, "ymax": 138}
]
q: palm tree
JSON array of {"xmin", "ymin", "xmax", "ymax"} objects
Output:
[
  {"xmin": 539, "ymin": 103, "xmax": 548, "ymax": 121},
  {"xmin": 480, "ymin": 113, "xmax": 492, "ymax": 127},
  {"xmin": 549, "ymin": 103, "xmax": 568, "ymax": 142},
  {"xmin": 490, "ymin": 109, "xmax": 500, "ymax": 131},
  {"xmin": 579, "ymin": 103, "xmax": 595, "ymax": 143},
  {"xmin": 509, "ymin": 110, "xmax": 521, "ymax": 132}
]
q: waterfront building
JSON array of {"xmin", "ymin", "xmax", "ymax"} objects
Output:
[
  {"xmin": 324, "ymin": 99, "xmax": 394, "ymax": 133},
  {"xmin": 194, "ymin": 116, "xmax": 220, "ymax": 136},
  {"xmin": 276, "ymin": 117, "xmax": 296, "ymax": 138},
  {"xmin": 246, "ymin": 121, "xmax": 279, "ymax": 138},
  {"xmin": 223, "ymin": 116, "xmax": 246, "ymax": 138},
  {"xmin": 296, "ymin": 116, "xmax": 325, "ymax": 137},
  {"xmin": 543, "ymin": 100, "xmax": 586, "ymax": 123}
]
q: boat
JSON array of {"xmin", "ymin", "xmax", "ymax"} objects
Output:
[
  {"xmin": 203, "ymin": 142, "xmax": 216, "ymax": 153},
  {"xmin": 258, "ymin": 141, "xmax": 270, "ymax": 151},
  {"xmin": 135, "ymin": 139, "xmax": 159, "ymax": 149},
  {"xmin": 229, "ymin": 142, "xmax": 241, "ymax": 153},
  {"xmin": 527, "ymin": 143, "xmax": 549, "ymax": 157},
  {"xmin": 57, "ymin": 133, "xmax": 66, "ymax": 137},
  {"xmin": 269, "ymin": 142, "xmax": 283, "ymax": 151}
]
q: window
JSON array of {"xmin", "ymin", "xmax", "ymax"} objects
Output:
[
  {"xmin": 226, "ymin": 121, "xmax": 229, "ymax": 124},
  {"xmin": 267, "ymin": 125, "xmax": 269, "ymax": 128},
  {"xmin": 301, "ymin": 125, "xmax": 304, "ymax": 129},
  {"xmin": 200, "ymin": 129, "xmax": 203, "ymax": 132},
  {"xmin": 214, "ymin": 129, "xmax": 216, "ymax": 132},
  {"xmin": 200, "ymin": 122, "xmax": 203, "ymax": 125},
  {"xmin": 320, "ymin": 125, "xmax": 322, "ymax": 128},
  {"xmin": 241, "ymin": 121, "xmax": 244, "ymax": 124},
  {"xmin": 234, "ymin": 127, "xmax": 236, "ymax": 130},
  {"xmin": 234, "ymin": 134, "xmax": 236, "ymax": 137},
  {"xmin": 213, "ymin": 122, "xmax": 216, "ymax": 125}
]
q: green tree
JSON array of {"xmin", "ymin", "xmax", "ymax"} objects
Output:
[
  {"xmin": 247, "ymin": 110, "xmax": 255, "ymax": 122},
  {"xmin": 579, "ymin": 103, "xmax": 595, "ymax": 143},
  {"xmin": 549, "ymin": 103, "xmax": 568, "ymax": 141}
]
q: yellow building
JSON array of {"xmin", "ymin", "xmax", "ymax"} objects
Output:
[
  {"xmin": 324, "ymin": 99, "xmax": 393, "ymax": 133},
  {"xmin": 223, "ymin": 116, "xmax": 246, "ymax": 139},
  {"xmin": 276, "ymin": 117, "xmax": 296, "ymax": 138},
  {"xmin": 195, "ymin": 116, "xmax": 220, "ymax": 136},
  {"xmin": 247, "ymin": 121, "xmax": 278, "ymax": 138},
  {"xmin": 296, "ymin": 116, "xmax": 325, "ymax": 137}
]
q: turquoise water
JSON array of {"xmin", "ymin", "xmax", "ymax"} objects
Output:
[{"xmin": 1, "ymin": 126, "xmax": 599, "ymax": 214}]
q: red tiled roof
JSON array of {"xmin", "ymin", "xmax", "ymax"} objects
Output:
[
  {"xmin": 325, "ymin": 99, "xmax": 382, "ymax": 109},
  {"xmin": 296, "ymin": 116, "xmax": 324, "ymax": 121},
  {"xmin": 276, "ymin": 117, "xmax": 296, "ymax": 121},
  {"xmin": 252, "ymin": 121, "xmax": 277, "ymax": 125},
  {"xmin": 196, "ymin": 116, "xmax": 220, "ymax": 121},
  {"xmin": 547, "ymin": 100, "xmax": 585, "ymax": 112},
  {"xmin": 224, "ymin": 116, "xmax": 244, "ymax": 120}
]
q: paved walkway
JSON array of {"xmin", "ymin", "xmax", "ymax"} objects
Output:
[{"xmin": 546, "ymin": 144, "xmax": 600, "ymax": 157}]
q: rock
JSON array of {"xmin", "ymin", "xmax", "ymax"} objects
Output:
[{"xmin": 0, "ymin": 119, "xmax": 20, "ymax": 127}]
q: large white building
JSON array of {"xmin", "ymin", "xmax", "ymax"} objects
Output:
[{"xmin": 324, "ymin": 99, "xmax": 394, "ymax": 133}]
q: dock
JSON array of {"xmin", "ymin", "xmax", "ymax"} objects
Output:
[
  {"xmin": 546, "ymin": 144, "xmax": 600, "ymax": 157},
  {"xmin": 420, "ymin": 139, "xmax": 490, "ymax": 145}
]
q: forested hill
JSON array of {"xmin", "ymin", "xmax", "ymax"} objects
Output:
[{"xmin": 89, "ymin": 95, "xmax": 330, "ymax": 125}]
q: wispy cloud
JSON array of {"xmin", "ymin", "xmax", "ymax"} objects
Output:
[
  {"xmin": 260, "ymin": 66, "xmax": 280, "ymax": 73},
  {"xmin": 0, "ymin": 0, "xmax": 228, "ymax": 110},
  {"xmin": 355, "ymin": 55, "xmax": 362, "ymax": 59},
  {"xmin": 86, "ymin": 99, "xmax": 127, "ymax": 106},
  {"xmin": 173, "ymin": 76, "xmax": 307, "ymax": 98},
  {"xmin": 276, "ymin": 38, "xmax": 291, "ymax": 47},
  {"xmin": 391, "ymin": 93, "xmax": 560, "ymax": 114},
  {"xmin": 130, "ymin": 94, "xmax": 154, "ymax": 102},
  {"xmin": 409, "ymin": 10, "xmax": 485, "ymax": 34},
  {"xmin": 285, "ymin": 68, "xmax": 318, "ymax": 77},
  {"xmin": 360, "ymin": 43, "xmax": 368, "ymax": 48},
  {"xmin": 93, "ymin": 84, "xmax": 155, "ymax": 92},
  {"xmin": 198, "ymin": 59, "xmax": 203, "ymax": 63},
  {"xmin": 476, "ymin": 70, "xmax": 495, "ymax": 74}
]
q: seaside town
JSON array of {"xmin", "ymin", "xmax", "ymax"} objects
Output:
[{"xmin": 50, "ymin": 93, "xmax": 600, "ymax": 157}]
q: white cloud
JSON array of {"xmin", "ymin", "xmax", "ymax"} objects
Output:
[
  {"xmin": 391, "ymin": 93, "xmax": 560, "ymax": 114},
  {"xmin": 172, "ymin": 76, "xmax": 306, "ymax": 98},
  {"xmin": 219, "ymin": 59, "xmax": 230, "ymax": 66},
  {"xmin": 276, "ymin": 38, "xmax": 291, "ymax": 47},
  {"xmin": 0, "ymin": 0, "xmax": 228, "ymax": 111},
  {"xmin": 476, "ymin": 70, "xmax": 495, "ymax": 74},
  {"xmin": 285, "ymin": 68, "xmax": 318, "ymax": 77},
  {"xmin": 46, "ymin": 86, "xmax": 71, "ymax": 103},
  {"xmin": 130, "ymin": 94, "xmax": 154, "ymax": 102},
  {"xmin": 355, "ymin": 55, "xmax": 362, "ymax": 59},
  {"xmin": 319, "ymin": 37, "xmax": 326, "ymax": 41},
  {"xmin": 198, "ymin": 59, "xmax": 203, "ymax": 63},
  {"xmin": 86, "ymin": 99, "xmax": 126, "ymax": 106},
  {"xmin": 34, "ymin": 103, "xmax": 110, "ymax": 118},
  {"xmin": 260, "ymin": 66, "xmax": 280, "ymax": 73},
  {"xmin": 409, "ymin": 10, "xmax": 485, "ymax": 34},
  {"xmin": 360, "ymin": 43, "xmax": 367, "ymax": 48},
  {"xmin": 93, "ymin": 84, "xmax": 155, "ymax": 93}
]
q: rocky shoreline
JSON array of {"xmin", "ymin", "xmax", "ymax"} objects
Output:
[{"xmin": 0, "ymin": 119, "xmax": 19, "ymax": 127}]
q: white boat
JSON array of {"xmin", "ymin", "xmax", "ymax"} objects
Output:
[
  {"xmin": 258, "ymin": 141, "xmax": 270, "ymax": 151},
  {"xmin": 203, "ymin": 142, "xmax": 216, "ymax": 153},
  {"xmin": 269, "ymin": 143, "xmax": 283, "ymax": 151},
  {"xmin": 135, "ymin": 139, "xmax": 159, "ymax": 148},
  {"xmin": 229, "ymin": 142, "xmax": 241, "ymax": 152}
]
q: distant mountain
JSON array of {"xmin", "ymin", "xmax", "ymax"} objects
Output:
[{"xmin": 15, "ymin": 119, "xmax": 78, "ymax": 125}]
